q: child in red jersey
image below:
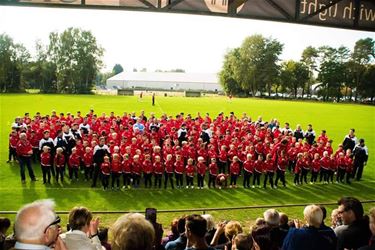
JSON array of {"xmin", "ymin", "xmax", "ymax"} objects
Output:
[
  {"xmin": 320, "ymin": 151, "xmax": 331, "ymax": 184},
  {"xmin": 174, "ymin": 154, "xmax": 184, "ymax": 188},
  {"xmin": 216, "ymin": 173, "xmax": 228, "ymax": 189},
  {"xmin": 196, "ymin": 156, "xmax": 207, "ymax": 189},
  {"xmin": 253, "ymin": 154, "xmax": 264, "ymax": 188},
  {"xmin": 121, "ymin": 153, "xmax": 132, "ymax": 189},
  {"xmin": 208, "ymin": 158, "xmax": 218, "ymax": 188},
  {"xmin": 132, "ymin": 155, "xmax": 142, "ymax": 188},
  {"xmin": 310, "ymin": 153, "xmax": 320, "ymax": 184},
  {"xmin": 111, "ymin": 153, "xmax": 122, "ymax": 190},
  {"xmin": 83, "ymin": 147, "xmax": 93, "ymax": 181},
  {"xmin": 328, "ymin": 154, "xmax": 337, "ymax": 183},
  {"xmin": 263, "ymin": 154, "xmax": 275, "ymax": 189},
  {"xmin": 294, "ymin": 153, "xmax": 303, "ymax": 185},
  {"xmin": 164, "ymin": 154, "xmax": 174, "ymax": 189},
  {"xmin": 275, "ymin": 150, "xmax": 288, "ymax": 188},
  {"xmin": 143, "ymin": 154, "xmax": 153, "ymax": 188},
  {"xmin": 54, "ymin": 147, "xmax": 65, "ymax": 183},
  {"xmin": 153, "ymin": 155, "xmax": 164, "ymax": 189},
  {"xmin": 344, "ymin": 149, "xmax": 353, "ymax": 184},
  {"xmin": 218, "ymin": 145, "xmax": 228, "ymax": 174},
  {"xmin": 300, "ymin": 152, "xmax": 311, "ymax": 185},
  {"xmin": 185, "ymin": 158, "xmax": 195, "ymax": 189},
  {"xmin": 243, "ymin": 154, "xmax": 254, "ymax": 188},
  {"xmin": 101, "ymin": 156, "xmax": 111, "ymax": 190},
  {"xmin": 69, "ymin": 147, "xmax": 80, "ymax": 181},
  {"xmin": 229, "ymin": 156, "xmax": 241, "ymax": 188},
  {"xmin": 336, "ymin": 152, "xmax": 346, "ymax": 183},
  {"xmin": 7, "ymin": 130, "xmax": 18, "ymax": 163},
  {"xmin": 40, "ymin": 146, "xmax": 51, "ymax": 184}
]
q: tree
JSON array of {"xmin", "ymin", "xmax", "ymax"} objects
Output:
[
  {"xmin": 219, "ymin": 48, "xmax": 242, "ymax": 95},
  {"xmin": 359, "ymin": 64, "xmax": 375, "ymax": 102},
  {"xmin": 349, "ymin": 38, "xmax": 374, "ymax": 102},
  {"xmin": 280, "ymin": 60, "xmax": 309, "ymax": 98},
  {"xmin": 48, "ymin": 27, "xmax": 104, "ymax": 93},
  {"xmin": 112, "ymin": 64, "xmax": 124, "ymax": 75},
  {"xmin": 301, "ymin": 46, "xmax": 318, "ymax": 97}
]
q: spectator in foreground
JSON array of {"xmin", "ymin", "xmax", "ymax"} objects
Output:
[
  {"xmin": 263, "ymin": 209, "xmax": 288, "ymax": 249},
  {"xmin": 162, "ymin": 219, "xmax": 179, "ymax": 247},
  {"xmin": 13, "ymin": 199, "xmax": 66, "ymax": 250},
  {"xmin": 282, "ymin": 205, "xmax": 336, "ymax": 250},
  {"xmin": 185, "ymin": 214, "xmax": 216, "ymax": 250},
  {"xmin": 98, "ymin": 228, "xmax": 111, "ymax": 250},
  {"xmin": 61, "ymin": 206, "xmax": 103, "ymax": 250},
  {"xmin": 211, "ymin": 220, "xmax": 243, "ymax": 249},
  {"xmin": 0, "ymin": 217, "xmax": 11, "ymax": 249},
  {"xmin": 335, "ymin": 197, "xmax": 371, "ymax": 250},
  {"xmin": 111, "ymin": 213, "xmax": 154, "ymax": 250},
  {"xmin": 232, "ymin": 233, "xmax": 257, "ymax": 250},
  {"xmin": 359, "ymin": 207, "xmax": 375, "ymax": 250},
  {"xmin": 165, "ymin": 216, "xmax": 187, "ymax": 250}
]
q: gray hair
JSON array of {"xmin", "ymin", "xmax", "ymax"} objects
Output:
[
  {"xmin": 263, "ymin": 209, "xmax": 280, "ymax": 226},
  {"xmin": 201, "ymin": 214, "xmax": 215, "ymax": 231},
  {"xmin": 304, "ymin": 205, "xmax": 323, "ymax": 228},
  {"xmin": 15, "ymin": 199, "xmax": 56, "ymax": 242}
]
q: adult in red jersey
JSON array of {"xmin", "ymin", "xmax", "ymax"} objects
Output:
[
  {"xmin": 40, "ymin": 146, "xmax": 52, "ymax": 184},
  {"xmin": 242, "ymin": 153, "xmax": 254, "ymax": 188},
  {"xmin": 174, "ymin": 154, "xmax": 184, "ymax": 188},
  {"xmin": 208, "ymin": 158, "xmax": 218, "ymax": 188},
  {"xmin": 275, "ymin": 150, "xmax": 288, "ymax": 188},
  {"xmin": 263, "ymin": 154, "xmax": 276, "ymax": 189},
  {"xmin": 7, "ymin": 129, "xmax": 18, "ymax": 163},
  {"xmin": 253, "ymin": 154, "xmax": 264, "ymax": 188},
  {"xmin": 229, "ymin": 156, "xmax": 241, "ymax": 188},
  {"xmin": 164, "ymin": 154, "xmax": 174, "ymax": 189},
  {"xmin": 16, "ymin": 133, "xmax": 36, "ymax": 184},
  {"xmin": 196, "ymin": 157, "xmax": 207, "ymax": 189}
]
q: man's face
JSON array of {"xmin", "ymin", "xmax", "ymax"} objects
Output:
[{"xmin": 338, "ymin": 205, "xmax": 353, "ymax": 225}]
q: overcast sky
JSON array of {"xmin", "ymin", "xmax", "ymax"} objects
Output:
[{"xmin": 0, "ymin": 6, "xmax": 374, "ymax": 73}]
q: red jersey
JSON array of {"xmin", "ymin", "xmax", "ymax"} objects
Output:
[
  {"xmin": 122, "ymin": 158, "xmax": 132, "ymax": 173},
  {"xmin": 243, "ymin": 160, "xmax": 254, "ymax": 173},
  {"xmin": 186, "ymin": 165, "xmax": 195, "ymax": 177},
  {"xmin": 165, "ymin": 160, "xmax": 174, "ymax": 173},
  {"xmin": 277, "ymin": 157, "xmax": 288, "ymax": 172},
  {"xmin": 320, "ymin": 156, "xmax": 331, "ymax": 170},
  {"xmin": 111, "ymin": 159, "xmax": 122, "ymax": 173},
  {"xmin": 337, "ymin": 157, "xmax": 346, "ymax": 170},
  {"xmin": 218, "ymin": 150, "xmax": 227, "ymax": 162},
  {"xmin": 312, "ymin": 159, "xmax": 320, "ymax": 172},
  {"xmin": 174, "ymin": 160, "xmax": 185, "ymax": 174},
  {"xmin": 101, "ymin": 162, "xmax": 111, "ymax": 175},
  {"xmin": 9, "ymin": 135, "xmax": 18, "ymax": 148},
  {"xmin": 132, "ymin": 161, "xmax": 142, "ymax": 175},
  {"xmin": 154, "ymin": 161, "xmax": 164, "ymax": 174},
  {"xmin": 69, "ymin": 153, "xmax": 80, "ymax": 168},
  {"xmin": 143, "ymin": 160, "xmax": 153, "ymax": 174},
  {"xmin": 83, "ymin": 152, "xmax": 93, "ymax": 167},
  {"xmin": 264, "ymin": 159, "xmax": 276, "ymax": 173},
  {"xmin": 209, "ymin": 162, "xmax": 218, "ymax": 176},
  {"xmin": 196, "ymin": 162, "xmax": 207, "ymax": 176},
  {"xmin": 227, "ymin": 149, "xmax": 238, "ymax": 161},
  {"xmin": 254, "ymin": 160, "xmax": 264, "ymax": 173},
  {"xmin": 344, "ymin": 156, "xmax": 353, "ymax": 173},
  {"xmin": 230, "ymin": 161, "xmax": 240, "ymax": 175},
  {"xmin": 16, "ymin": 140, "xmax": 33, "ymax": 157},
  {"xmin": 294, "ymin": 159, "xmax": 303, "ymax": 174},
  {"xmin": 54, "ymin": 154, "xmax": 65, "ymax": 167},
  {"xmin": 40, "ymin": 152, "xmax": 51, "ymax": 166}
]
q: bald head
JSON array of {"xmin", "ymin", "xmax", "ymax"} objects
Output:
[{"xmin": 15, "ymin": 199, "xmax": 56, "ymax": 243}]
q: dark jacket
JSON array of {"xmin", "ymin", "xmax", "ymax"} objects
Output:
[
  {"xmin": 336, "ymin": 219, "xmax": 372, "ymax": 250},
  {"xmin": 283, "ymin": 226, "xmax": 336, "ymax": 250}
]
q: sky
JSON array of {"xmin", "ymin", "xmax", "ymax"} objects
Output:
[{"xmin": 0, "ymin": 6, "xmax": 374, "ymax": 73}]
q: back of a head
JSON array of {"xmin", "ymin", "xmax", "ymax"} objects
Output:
[
  {"xmin": 279, "ymin": 213, "xmax": 289, "ymax": 226},
  {"xmin": 263, "ymin": 209, "xmax": 280, "ymax": 227},
  {"xmin": 0, "ymin": 217, "xmax": 11, "ymax": 233},
  {"xmin": 15, "ymin": 199, "xmax": 56, "ymax": 242},
  {"xmin": 186, "ymin": 214, "xmax": 207, "ymax": 238},
  {"xmin": 338, "ymin": 197, "xmax": 364, "ymax": 221},
  {"xmin": 177, "ymin": 216, "xmax": 186, "ymax": 234},
  {"xmin": 112, "ymin": 213, "xmax": 155, "ymax": 250},
  {"xmin": 304, "ymin": 205, "xmax": 323, "ymax": 228},
  {"xmin": 225, "ymin": 221, "xmax": 243, "ymax": 240},
  {"xmin": 251, "ymin": 225, "xmax": 272, "ymax": 250},
  {"xmin": 233, "ymin": 233, "xmax": 254, "ymax": 250},
  {"xmin": 68, "ymin": 206, "xmax": 92, "ymax": 231},
  {"xmin": 202, "ymin": 214, "xmax": 215, "ymax": 231}
]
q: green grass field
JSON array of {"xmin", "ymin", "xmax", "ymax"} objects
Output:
[{"xmin": 0, "ymin": 94, "xmax": 374, "ymax": 231}]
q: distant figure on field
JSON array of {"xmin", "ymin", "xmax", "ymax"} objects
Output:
[{"xmin": 152, "ymin": 93, "xmax": 155, "ymax": 106}]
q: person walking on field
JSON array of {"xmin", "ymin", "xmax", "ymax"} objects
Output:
[{"xmin": 152, "ymin": 93, "xmax": 155, "ymax": 106}]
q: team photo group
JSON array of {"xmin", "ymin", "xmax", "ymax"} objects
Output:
[{"xmin": 8, "ymin": 110, "xmax": 369, "ymax": 190}]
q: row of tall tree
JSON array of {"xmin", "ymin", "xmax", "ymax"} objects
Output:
[
  {"xmin": 0, "ymin": 27, "xmax": 104, "ymax": 93},
  {"xmin": 220, "ymin": 35, "xmax": 375, "ymax": 102}
]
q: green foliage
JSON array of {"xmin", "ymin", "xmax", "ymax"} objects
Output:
[
  {"xmin": 280, "ymin": 60, "xmax": 309, "ymax": 98},
  {"xmin": 112, "ymin": 64, "xmax": 124, "ymax": 75}
]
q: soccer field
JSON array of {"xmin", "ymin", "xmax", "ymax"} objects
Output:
[{"xmin": 0, "ymin": 94, "xmax": 374, "ymax": 228}]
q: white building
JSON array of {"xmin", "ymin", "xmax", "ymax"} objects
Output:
[{"xmin": 106, "ymin": 72, "xmax": 222, "ymax": 92}]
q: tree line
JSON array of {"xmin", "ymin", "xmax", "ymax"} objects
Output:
[
  {"xmin": 0, "ymin": 27, "xmax": 104, "ymax": 94},
  {"xmin": 219, "ymin": 34, "xmax": 375, "ymax": 103}
]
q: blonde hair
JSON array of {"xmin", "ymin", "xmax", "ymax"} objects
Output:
[
  {"xmin": 304, "ymin": 205, "xmax": 323, "ymax": 228},
  {"xmin": 225, "ymin": 221, "xmax": 243, "ymax": 240},
  {"xmin": 111, "ymin": 213, "xmax": 155, "ymax": 250}
]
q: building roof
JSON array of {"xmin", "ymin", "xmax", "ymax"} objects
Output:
[{"xmin": 107, "ymin": 72, "xmax": 219, "ymax": 84}]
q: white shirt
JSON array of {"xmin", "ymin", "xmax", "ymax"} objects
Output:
[{"xmin": 14, "ymin": 242, "xmax": 51, "ymax": 250}]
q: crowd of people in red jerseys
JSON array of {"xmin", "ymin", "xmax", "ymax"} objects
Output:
[{"xmin": 8, "ymin": 110, "xmax": 367, "ymax": 189}]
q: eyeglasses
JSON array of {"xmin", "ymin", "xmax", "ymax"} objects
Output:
[{"xmin": 44, "ymin": 216, "xmax": 61, "ymax": 233}]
